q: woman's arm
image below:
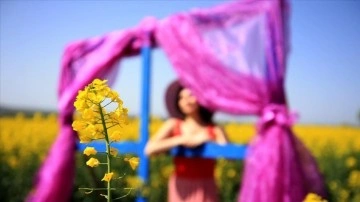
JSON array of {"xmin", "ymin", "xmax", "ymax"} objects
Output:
[
  {"xmin": 144, "ymin": 118, "xmax": 184, "ymax": 156},
  {"xmin": 213, "ymin": 125, "xmax": 229, "ymax": 145}
]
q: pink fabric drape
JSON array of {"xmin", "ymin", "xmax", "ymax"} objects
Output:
[
  {"xmin": 156, "ymin": 1, "xmax": 326, "ymax": 200},
  {"xmin": 28, "ymin": 0, "xmax": 326, "ymax": 202}
]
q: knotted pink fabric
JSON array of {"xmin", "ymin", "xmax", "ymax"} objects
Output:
[
  {"xmin": 240, "ymin": 104, "xmax": 326, "ymax": 202},
  {"xmin": 27, "ymin": 1, "xmax": 326, "ymax": 202},
  {"xmin": 257, "ymin": 104, "xmax": 298, "ymax": 133}
]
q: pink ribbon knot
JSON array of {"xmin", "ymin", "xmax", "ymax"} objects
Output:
[{"xmin": 258, "ymin": 104, "xmax": 298, "ymax": 131}]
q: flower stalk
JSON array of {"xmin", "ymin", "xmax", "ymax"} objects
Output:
[
  {"xmin": 99, "ymin": 103, "xmax": 112, "ymax": 202},
  {"xmin": 72, "ymin": 79, "xmax": 139, "ymax": 201}
]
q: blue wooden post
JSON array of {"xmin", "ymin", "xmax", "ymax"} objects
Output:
[{"xmin": 137, "ymin": 43, "xmax": 151, "ymax": 202}]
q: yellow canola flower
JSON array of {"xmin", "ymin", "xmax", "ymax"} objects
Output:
[
  {"xmin": 82, "ymin": 108, "xmax": 97, "ymax": 120},
  {"xmin": 83, "ymin": 124, "xmax": 96, "ymax": 136},
  {"xmin": 227, "ymin": 168, "xmax": 237, "ymax": 178},
  {"xmin": 72, "ymin": 120, "xmax": 87, "ymax": 131},
  {"xmin": 108, "ymin": 107, "xmax": 128, "ymax": 126},
  {"xmin": 329, "ymin": 181, "xmax": 338, "ymax": 191},
  {"xmin": 86, "ymin": 157, "xmax": 100, "ymax": 167},
  {"xmin": 71, "ymin": 79, "xmax": 131, "ymax": 201},
  {"xmin": 110, "ymin": 147, "xmax": 119, "ymax": 157},
  {"xmin": 92, "ymin": 124, "xmax": 105, "ymax": 139},
  {"xmin": 110, "ymin": 131, "xmax": 122, "ymax": 142},
  {"xmin": 303, "ymin": 193, "xmax": 327, "ymax": 202},
  {"xmin": 73, "ymin": 79, "xmax": 129, "ymax": 142},
  {"xmin": 161, "ymin": 165, "xmax": 174, "ymax": 178},
  {"xmin": 92, "ymin": 78, "xmax": 107, "ymax": 85},
  {"xmin": 88, "ymin": 92, "xmax": 105, "ymax": 104},
  {"xmin": 91, "ymin": 79, "xmax": 107, "ymax": 89},
  {"xmin": 348, "ymin": 170, "xmax": 360, "ymax": 188},
  {"xmin": 126, "ymin": 176, "xmax": 143, "ymax": 189},
  {"xmin": 108, "ymin": 91, "xmax": 121, "ymax": 103},
  {"xmin": 83, "ymin": 147, "xmax": 97, "ymax": 156},
  {"xmin": 101, "ymin": 172, "xmax": 114, "ymax": 182},
  {"xmin": 125, "ymin": 157, "xmax": 139, "ymax": 170},
  {"xmin": 74, "ymin": 93, "xmax": 87, "ymax": 111},
  {"xmin": 345, "ymin": 156, "xmax": 357, "ymax": 168},
  {"xmin": 339, "ymin": 189, "xmax": 350, "ymax": 201},
  {"xmin": 76, "ymin": 89, "xmax": 87, "ymax": 99},
  {"xmin": 78, "ymin": 133, "xmax": 92, "ymax": 143}
]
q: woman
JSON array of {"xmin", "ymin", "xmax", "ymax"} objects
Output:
[{"xmin": 145, "ymin": 80, "xmax": 228, "ymax": 202}]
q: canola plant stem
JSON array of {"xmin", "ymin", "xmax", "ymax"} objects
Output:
[{"xmin": 99, "ymin": 104, "xmax": 112, "ymax": 202}]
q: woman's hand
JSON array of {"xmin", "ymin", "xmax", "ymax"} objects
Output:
[{"xmin": 180, "ymin": 132, "xmax": 210, "ymax": 148}]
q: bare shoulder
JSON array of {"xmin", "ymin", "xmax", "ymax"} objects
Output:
[
  {"xmin": 213, "ymin": 125, "xmax": 225, "ymax": 133},
  {"xmin": 149, "ymin": 118, "xmax": 179, "ymax": 141},
  {"xmin": 156, "ymin": 118, "xmax": 178, "ymax": 133},
  {"xmin": 163, "ymin": 118, "xmax": 178, "ymax": 128}
]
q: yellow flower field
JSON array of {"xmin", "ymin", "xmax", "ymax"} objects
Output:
[
  {"xmin": 1, "ymin": 113, "xmax": 359, "ymax": 166},
  {"xmin": 0, "ymin": 113, "xmax": 359, "ymax": 202}
]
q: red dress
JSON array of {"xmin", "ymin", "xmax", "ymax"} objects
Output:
[{"xmin": 168, "ymin": 120, "xmax": 219, "ymax": 202}]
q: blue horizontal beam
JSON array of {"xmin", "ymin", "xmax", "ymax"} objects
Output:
[
  {"xmin": 77, "ymin": 141, "xmax": 140, "ymax": 155},
  {"xmin": 170, "ymin": 143, "xmax": 248, "ymax": 160},
  {"xmin": 77, "ymin": 141, "xmax": 248, "ymax": 160}
]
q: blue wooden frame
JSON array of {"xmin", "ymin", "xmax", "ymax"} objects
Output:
[{"xmin": 77, "ymin": 45, "xmax": 248, "ymax": 202}]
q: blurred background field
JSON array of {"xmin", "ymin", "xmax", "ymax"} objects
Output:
[{"xmin": 0, "ymin": 110, "xmax": 359, "ymax": 202}]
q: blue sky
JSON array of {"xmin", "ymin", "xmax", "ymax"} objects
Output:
[{"xmin": 1, "ymin": 0, "xmax": 359, "ymax": 125}]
